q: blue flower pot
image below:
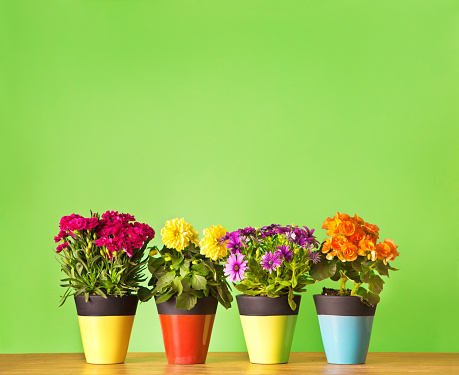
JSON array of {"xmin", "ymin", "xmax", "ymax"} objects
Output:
[{"xmin": 313, "ymin": 295, "xmax": 376, "ymax": 365}]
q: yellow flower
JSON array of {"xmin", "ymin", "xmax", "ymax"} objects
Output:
[
  {"xmin": 161, "ymin": 218, "xmax": 198, "ymax": 252},
  {"xmin": 200, "ymin": 225, "xmax": 228, "ymax": 261}
]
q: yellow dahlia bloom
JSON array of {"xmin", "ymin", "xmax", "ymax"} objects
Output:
[
  {"xmin": 161, "ymin": 218, "xmax": 198, "ymax": 252},
  {"xmin": 200, "ymin": 225, "xmax": 228, "ymax": 261}
]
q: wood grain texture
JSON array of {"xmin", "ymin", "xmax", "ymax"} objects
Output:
[{"xmin": 1, "ymin": 352, "xmax": 458, "ymax": 375}]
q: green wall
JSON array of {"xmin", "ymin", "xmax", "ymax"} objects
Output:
[{"xmin": 1, "ymin": 0, "xmax": 458, "ymax": 354}]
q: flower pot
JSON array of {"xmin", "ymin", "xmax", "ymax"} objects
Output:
[
  {"xmin": 74, "ymin": 295, "xmax": 138, "ymax": 364},
  {"xmin": 313, "ymin": 295, "xmax": 377, "ymax": 365},
  {"xmin": 156, "ymin": 295, "xmax": 218, "ymax": 364},
  {"xmin": 236, "ymin": 294, "xmax": 301, "ymax": 364}
]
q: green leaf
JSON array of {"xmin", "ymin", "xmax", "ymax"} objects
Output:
[
  {"xmin": 153, "ymin": 271, "xmax": 176, "ymax": 293},
  {"xmin": 148, "ymin": 256, "xmax": 165, "ymax": 274},
  {"xmin": 176, "ymin": 292, "xmax": 198, "ymax": 310},
  {"xmin": 375, "ymin": 260, "xmax": 389, "ymax": 277},
  {"xmin": 155, "ymin": 292, "xmax": 174, "ymax": 304},
  {"xmin": 357, "ymin": 286, "xmax": 380, "ymax": 306},
  {"xmin": 171, "ymin": 278, "xmax": 183, "ymax": 296},
  {"xmin": 190, "ymin": 273, "xmax": 207, "ymax": 290},
  {"xmin": 310, "ymin": 259, "xmax": 337, "ymax": 281},
  {"xmin": 291, "ymin": 270, "xmax": 298, "ymax": 288},
  {"xmin": 368, "ymin": 274, "xmax": 385, "ymax": 294},
  {"xmin": 180, "ymin": 259, "xmax": 191, "ymax": 278},
  {"xmin": 288, "ymin": 288, "xmax": 296, "ymax": 310},
  {"xmin": 137, "ymin": 286, "xmax": 153, "ymax": 302},
  {"xmin": 344, "ymin": 269, "xmax": 361, "ymax": 283},
  {"xmin": 191, "ymin": 261, "xmax": 209, "ymax": 276}
]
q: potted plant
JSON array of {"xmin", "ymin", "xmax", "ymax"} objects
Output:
[
  {"xmin": 55, "ymin": 211, "xmax": 155, "ymax": 364},
  {"xmin": 219, "ymin": 224, "xmax": 320, "ymax": 364},
  {"xmin": 138, "ymin": 218, "xmax": 232, "ymax": 364},
  {"xmin": 310, "ymin": 212, "xmax": 400, "ymax": 365}
]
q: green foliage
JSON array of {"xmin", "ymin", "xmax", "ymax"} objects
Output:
[
  {"xmin": 310, "ymin": 249, "xmax": 397, "ymax": 306},
  {"xmin": 138, "ymin": 244, "xmax": 233, "ymax": 310},
  {"xmin": 57, "ymin": 228, "xmax": 149, "ymax": 306}
]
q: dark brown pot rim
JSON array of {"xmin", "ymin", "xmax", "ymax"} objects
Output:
[
  {"xmin": 313, "ymin": 295, "xmax": 376, "ymax": 316},
  {"xmin": 156, "ymin": 295, "xmax": 218, "ymax": 315},
  {"xmin": 236, "ymin": 294, "xmax": 301, "ymax": 316},
  {"xmin": 74, "ymin": 294, "xmax": 138, "ymax": 316}
]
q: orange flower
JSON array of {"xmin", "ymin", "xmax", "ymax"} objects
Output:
[
  {"xmin": 383, "ymin": 238, "xmax": 399, "ymax": 261},
  {"xmin": 342, "ymin": 243, "xmax": 358, "ymax": 262},
  {"xmin": 364, "ymin": 222, "xmax": 380, "ymax": 236},
  {"xmin": 359, "ymin": 238, "xmax": 375, "ymax": 254},
  {"xmin": 338, "ymin": 213, "xmax": 350, "ymax": 221},
  {"xmin": 375, "ymin": 242, "xmax": 391, "ymax": 261},
  {"xmin": 353, "ymin": 214, "xmax": 364, "ymax": 225},
  {"xmin": 331, "ymin": 236, "xmax": 347, "ymax": 251},
  {"xmin": 326, "ymin": 250, "xmax": 337, "ymax": 260},
  {"xmin": 327, "ymin": 219, "xmax": 341, "ymax": 236},
  {"xmin": 339, "ymin": 220, "xmax": 356, "ymax": 237},
  {"xmin": 322, "ymin": 239, "xmax": 332, "ymax": 254},
  {"xmin": 322, "ymin": 217, "xmax": 332, "ymax": 230},
  {"xmin": 350, "ymin": 228, "xmax": 365, "ymax": 244}
]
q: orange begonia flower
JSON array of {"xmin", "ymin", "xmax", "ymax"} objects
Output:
[
  {"xmin": 350, "ymin": 228, "xmax": 365, "ymax": 244},
  {"xmin": 364, "ymin": 222, "xmax": 380, "ymax": 236},
  {"xmin": 359, "ymin": 238, "xmax": 375, "ymax": 255},
  {"xmin": 327, "ymin": 219, "xmax": 341, "ymax": 236},
  {"xmin": 339, "ymin": 220, "xmax": 356, "ymax": 237},
  {"xmin": 375, "ymin": 242, "xmax": 391, "ymax": 261},
  {"xmin": 384, "ymin": 238, "xmax": 399, "ymax": 261},
  {"xmin": 322, "ymin": 239, "xmax": 332, "ymax": 254},
  {"xmin": 331, "ymin": 236, "xmax": 347, "ymax": 251},
  {"xmin": 353, "ymin": 214, "xmax": 364, "ymax": 225},
  {"xmin": 322, "ymin": 217, "xmax": 332, "ymax": 230},
  {"xmin": 342, "ymin": 243, "xmax": 358, "ymax": 262},
  {"xmin": 326, "ymin": 250, "xmax": 337, "ymax": 260}
]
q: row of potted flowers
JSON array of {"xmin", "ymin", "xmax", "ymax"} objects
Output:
[{"xmin": 54, "ymin": 211, "xmax": 400, "ymax": 366}]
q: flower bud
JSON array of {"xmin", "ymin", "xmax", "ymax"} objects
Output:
[
  {"xmin": 149, "ymin": 249, "xmax": 158, "ymax": 257},
  {"xmin": 164, "ymin": 255, "xmax": 172, "ymax": 262}
]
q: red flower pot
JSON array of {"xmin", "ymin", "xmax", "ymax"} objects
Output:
[{"xmin": 156, "ymin": 295, "xmax": 218, "ymax": 364}]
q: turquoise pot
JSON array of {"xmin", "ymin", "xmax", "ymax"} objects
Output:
[{"xmin": 313, "ymin": 295, "xmax": 377, "ymax": 365}]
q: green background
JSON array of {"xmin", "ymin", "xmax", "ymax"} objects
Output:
[{"xmin": 1, "ymin": 0, "xmax": 458, "ymax": 354}]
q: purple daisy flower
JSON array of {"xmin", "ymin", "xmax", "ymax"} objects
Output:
[
  {"xmin": 226, "ymin": 232, "xmax": 242, "ymax": 254},
  {"xmin": 309, "ymin": 250, "xmax": 321, "ymax": 264},
  {"xmin": 224, "ymin": 253, "xmax": 248, "ymax": 283},
  {"xmin": 260, "ymin": 251, "xmax": 282, "ymax": 273},
  {"xmin": 239, "ymin": 227, "xmax": 256, "ymax": 237},
  {"xmin": 275, "ymin": 244, "xmax": 294, "ymax": 262}
]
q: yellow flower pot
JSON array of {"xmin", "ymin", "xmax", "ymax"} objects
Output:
[{"xmin": 75, "ymin": 295, "xmax": 138, "ymax": 364}]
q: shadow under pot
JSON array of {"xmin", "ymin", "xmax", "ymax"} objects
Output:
[
  {"xmin": 156, "ymin": 295, "xmax": 218, "ymax": 364},
  {"xmin": 74, "ymin": 294, "xmax": 138, "ymax": 364},
  {"xmin": 313, "ymin": 295, "xmax": 377, "ymax": 365},
  {"xmin": 236, "ymin": 294, "xmax": 301, "ymax": 364}
]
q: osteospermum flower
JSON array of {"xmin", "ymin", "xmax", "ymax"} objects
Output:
[
  {"xmin": 200, "ymin": 225, "xmax": 228, "ymax": 260},
  {"xmin": 308, "ymin": 250, "xmax": 321, "ymax": 264},
  {"xmin": 224, "ymin": 253, "xmax": 248, "ymax": 282},
  {"xmin": 260, "ymin": 251, "xmax": 282, "ymax": 273},
  {"xmin": 226, "ymin": 232, "xmax": 242, "ymax": 254},
  {"xmin": 275, "ymin": 244, "xmax": 293, "ymax": 262},
  {"xmin": 161, "ymin": 218, "xmax": 196, "ymax": 252}
]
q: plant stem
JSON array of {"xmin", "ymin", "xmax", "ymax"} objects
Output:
[
  {"xmin": 339, "ymin": 276, "xmax": 347, "ymax": 296},
  {"xmin": 351, "ymin": 282, "xmax": 361, "ymax": 296}
]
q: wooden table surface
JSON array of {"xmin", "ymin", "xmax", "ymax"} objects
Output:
[{"xmin": 1, "ymin": 352, "xmax": 459, "ymax": 375}]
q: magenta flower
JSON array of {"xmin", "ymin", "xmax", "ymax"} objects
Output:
[
  {"xmin": 260, "ymin": 251, "xmax": 282, "ymax": 273},
  {"xmin": 56, "ymin": 242, "xmax": 69, "ymax": 253},
  {"xmin": 275, "ymin": 244, "xmax": 293, "ymax": 262},
  {"xmin": 226, "ymin": 232, "xmax": 242, "ymax": 254},
  {"xmin": 224, "ymin": 253, "xmax": 248, "ymax": 282}
]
